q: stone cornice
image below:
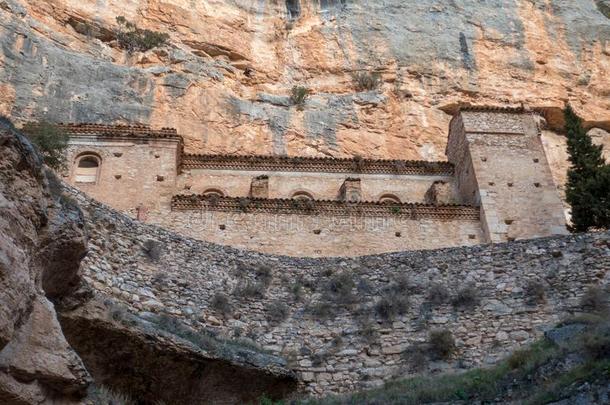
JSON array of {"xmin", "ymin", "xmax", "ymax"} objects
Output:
[
  {"xmin": 171, "ymin": 195, "xmax": 480, "ymax": 221},
  {"xmin": 181, "ymin": 154, "xmax": 455, "ymax": 176},
  {"xmin": 58, "ymin": 123, "xmax": 181, "ymax": 141}
]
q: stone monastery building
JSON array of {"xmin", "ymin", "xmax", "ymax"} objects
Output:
[{"xmin": 62, "ymin": 107, "xmax": 568, "ymax": 257}]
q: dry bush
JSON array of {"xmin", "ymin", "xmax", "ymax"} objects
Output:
[
  {"xmin": 210, "ymin": 293, "xmax": 232, "ymax": 317},
  {"xmin": 115, "ymin": 16, "xmax": 169, "ymax": 53},
  {"xmin": 580, "ymin": 286, "xmax": 608, "ymax": 312},
  {"xmin": 353, "ymin": 71, "xmax": 382, "ymax": 91},
  {"xmin": 427, "ymin": 283, "xmax": 450, "ymax": 305},
  {"xmin": 142, "ymin": 239, "xmax": 163, "ymax": 262},
  {"xmin": 451, "ymin": 283, "xmax": 480, "ymax": 310},
  {"xmin": 267, "ymin": 301, "xmax": 289, "ymax": 323},
  {"xmin": 524, "ymin": 280, "xmax": 546, "ymax": 305},
  {"xmin": 233, "ymin": 281, "xmax": 267, "ymax": 299},
  {"xmin": 375, "ymin": 291, "xmax": 409, "ymax": 322},
  {"xmin": 429, "ymin": 329, "xmax": 456, "ymax": 360}
]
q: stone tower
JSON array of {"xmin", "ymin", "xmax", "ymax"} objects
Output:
[{"xmin": 447, "ymin": 107, "xmax": 568, "ymax": 243}]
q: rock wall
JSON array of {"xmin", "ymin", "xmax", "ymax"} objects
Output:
[
  {"xmin": 0, "ymin": 118, "xmax": 90, "ymax": 403},
  {"xmin": 0, "ymin": 119, "xmax": 298, "ymax": 404},
  {"xmin": 69, "ymin": 185, "xmax": 610, "ymax": 396},
  {"xmin": 1, "ymin": 0, "xmax": 609, "ymax": 161}
]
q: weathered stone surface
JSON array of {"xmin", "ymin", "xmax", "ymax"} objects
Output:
[
  {"xmin": 0, "ymin": 297, "xmax": 89, "ymax": 396},
  {"xmin": 545, "ymin": 323, "xmax": 587, "ymax": 346},
  {"xmin": 59, "ymin": 298, "xmax": 297, "ymax": 404},
  {"xmin": 65, "ymin": 180, "xmax": 610, "ymax": 396},
  {"xmin": 0, "ymin": 118, "xmax": 91, "ymax": 402},
  {"xmin": 0, "ymin": 0, "xmax": 608, "ymax": 162}
]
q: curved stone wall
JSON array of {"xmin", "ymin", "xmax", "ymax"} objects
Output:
[{"xmin": 69, "ymin": 187, "xmax": 610, "ymax": 396}]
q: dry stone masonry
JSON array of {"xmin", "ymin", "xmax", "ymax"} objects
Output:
[
  {"xmin": 63, "ymin": 107, "xmax": 568, "ymax": 257},
  {"xmin": 68, "ymin": 185, "xmax": 610, "ymax": 396}
]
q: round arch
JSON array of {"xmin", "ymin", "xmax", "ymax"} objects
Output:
[
  {"xmin": 378, "ymin": 193, "xmax": 401, "ymax": 204},
  {"xmin": 291, "ymin": 190, "xmax": 315, "ymax": 201},
  {"xmin": 202, "ymin": 188, "xmax": 225, "ymax": 197},
  {"xmin": 73, "ymin": 152, "xmax": 102, "ymax": 184}
]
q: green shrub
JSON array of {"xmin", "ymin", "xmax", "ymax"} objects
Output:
[
  {"xmin": 429, "ymin": 329, "xmax": 456, "ymax": 360},
  {"xmin": 115, "ymin": 16, "xmax": 169, "ymax": 53},
  {"xmin": 451, "ymin": 283, "xmax": 480, "ymax": 310},
  {"xmin": 210, "ymin": 293, "xmax": 232, "ymax": 317},
  {"xmin": 580, "ymin": 286, "xmax": 608, "ymax": 312},
  {"xmin": 290, "ymin": 85, "xmax": 309, "ymax": 109},
  {"xmin": 353, "ymin": 71, "xmax": 382, "ymax": 91},
  {"xmin": 267, "ymin": 301, "xmax": 289, "ymax": 323},
  {"xmin": 22, "ymin": 122, "xmax": 69, "ymax": 170}
]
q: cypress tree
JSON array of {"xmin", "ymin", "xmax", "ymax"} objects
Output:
[{"xmin": 564, "ymin": 105, "xmax": 610, "ymax": 232}]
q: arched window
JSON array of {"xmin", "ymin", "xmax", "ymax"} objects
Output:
[
  {"xmin": 292, "ymin": 191, "xmax": 314, "ymax": 201},
  {"xmin": 74, "ymin": 154, "xmax": 101, "ymax": 184},
  {"xmin": 379, "ymin": 194, "xmax": 401, "ymax": 204},
  {"xmin": 202, "ymin": 188, "xmax": 225, "ymax": 198}
]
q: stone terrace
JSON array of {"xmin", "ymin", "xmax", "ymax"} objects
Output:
[{"xmin": 67, "ymin": 185, "xmax": 610, "ymax": 396}]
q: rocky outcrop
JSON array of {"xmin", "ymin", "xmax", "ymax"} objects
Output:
[
  {"xmin": 60, "ymin": 299, "xmax": 296, "ymax": 404},
  {"xmin": 0, "ymin": 0, "xmax": 608, "ymax": 160},
  {"xmin": 0, "ymin": 118, "xmax": 90, "ymax": 403},
  {"xmin": 0, "ymin": 120, "xmax": 297, "ymax": 404}
]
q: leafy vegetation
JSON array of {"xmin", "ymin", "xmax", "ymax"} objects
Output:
[
  {"xmin": 290, "ymin": 86, "xmax": 309, "ymax": 109},
  {"xmin": 22, "ymin": 121, "xmax": 69, "ymax": 170},
  {"xmin": 564, "ymin": 104, "xmax": 610, "ymax": 232},
  {"xmin": 115, "ymin": 16, "xmax": 170, "ymax": 53}
]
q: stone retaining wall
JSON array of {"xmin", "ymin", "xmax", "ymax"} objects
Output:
[{"xmin": 69, "ymin": 187, "xmax": 610, "ymax": 396}]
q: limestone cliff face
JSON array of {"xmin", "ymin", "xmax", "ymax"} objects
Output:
[
  {"xmin": 0, "ymin": 0, "xmax": 609, "ymax": 161},
  {"xmin": 0, "ymin": 119, "xmax": 90, "ymax": 403}
]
